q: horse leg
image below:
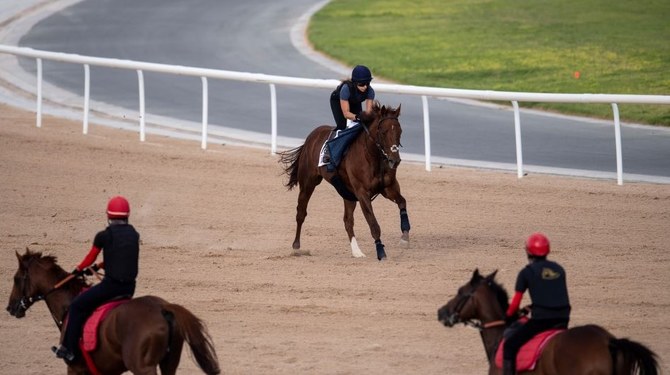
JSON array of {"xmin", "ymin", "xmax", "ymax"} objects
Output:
[
  {"xmin": 357, "ymin": 197, "xmax": 386, "ymax": 261},
  {"xmin": 381, "ymin": 180, "xmax": 410, "ymax": 248},
  {"xmin": 158, "ymin": 339, "xmax": 184, "ymax": 375},
  {"xmin": 292, "ymin": 178, "xmax": 319, "ymax": 251},
  {"xmin": 343, "ymin": 199, "xmax": 365, "ymax": 258},
  {"xmin": 122, "ymin": 340, "xmax": 160, "ymax": 375}
]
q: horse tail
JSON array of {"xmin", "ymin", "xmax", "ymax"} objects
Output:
[
  {"xmin": 278, "ymin": 145, "xmax": 304, "ymax": 190},
  {"xmin": 162, "ymin": 303, "xmax": 220, "ymax": 375},
  {"xmin": 610, "ymin": 337, "xmax": 659, "ymax": 375}
]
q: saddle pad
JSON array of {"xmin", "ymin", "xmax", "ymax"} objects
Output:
[
  {"xmin": 494, "ymin": 329, "xmax": 563, "ymax": 371},
  {"xmin": 81, "ymin": 299, "xmax": 129, "ymax": 352}
]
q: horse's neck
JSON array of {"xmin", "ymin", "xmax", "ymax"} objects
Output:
[
  {"xmin": 478, "ymin": 288, "xmax": 506, "ymax": 363},
  {"xmin": 481, "ymin": 327, "xmax": 504, "ymax": 364},
  {"xmin": 355, "ymin": 130, "xmax": 383, "ymax": 170},
  {"xmin": 41, "ymin": 270, "xmax": 80, "ymax": 330},
  {"xmin": 46, "ymin": 290, "xmax": 76, "ymax": 330}
]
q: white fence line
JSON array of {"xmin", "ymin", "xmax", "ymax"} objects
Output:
[{"xmin": 1, "ymin": 44, "xmax": 669, "ymax": 184}]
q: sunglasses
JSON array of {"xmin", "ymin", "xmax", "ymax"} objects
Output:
[{"xmin": 356, "ymin": 82, "xmax": 369, "ymax": 87}]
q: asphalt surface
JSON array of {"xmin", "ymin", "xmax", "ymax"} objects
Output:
[{"xmin": 3, "ymin": 0, "xmax": 669, "ymax": 182}]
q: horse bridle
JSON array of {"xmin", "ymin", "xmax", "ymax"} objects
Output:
[
  {"xmin": 14, "ymin": 264, "xmax": 75, "ymax": 327},
  {"xmin": 361, "ymin": 116, "xmax": 402, "ymax": 167},
  {"xmin": 447, "ymin": 281, "xmax": 505, "ymax": 331}
]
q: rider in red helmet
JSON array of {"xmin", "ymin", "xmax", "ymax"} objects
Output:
[
  {"xmin": 52, "ymin": 196, "xmax": 140, "ymax": 364},
  {"xmin": 502, "ymin": 233, "xmax": 571, "ymax": 375},
  {"xmin": 329, "ymin": 65, "xmax": 376, "ymax": 131}
]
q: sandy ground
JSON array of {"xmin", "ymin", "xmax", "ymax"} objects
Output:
[{"xmin": 1, "ymin": 103, "xmax": 668, "ymax": 374}]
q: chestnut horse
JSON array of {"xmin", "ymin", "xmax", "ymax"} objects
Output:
[
  {"xmin": 437, "ymin": 269, "xmax": 659, "ymax": 375},
  {"xmin": 6, "ymin": 249, "xmax": 220, "ymax": 375},
  {"xmin": 279, "ymin": 101, "xmax": 410, "ymax": 261}
]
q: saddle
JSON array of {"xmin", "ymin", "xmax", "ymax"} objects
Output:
[
  {"xmin": 494, "ymin": 329, "xmax": 564, "ymax": 372},
  {"xmin": 78, "ymin": 299, "xmax": 130, "ymax": 375},
  {"xmin": 80, "ymin": 299, "xmax": 129, "ymax": 351},
  {"xmin": 318, "ymin": 124, "xmax": 364, "ymax": 171}
]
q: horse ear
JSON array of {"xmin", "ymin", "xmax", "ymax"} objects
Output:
[
  {"xmin": 17, "ymin": 248, "xmax": 30, "ymax": 269},
  {"xmin": 485, "ymin": 269, "xmax": 498, "ymax": 282},
  {"xmin": 471, "ymin": 268, "xmax": 482, "ymax": 284},
  {"xmin": 396, "ymin": 103, "xmax": 401, "ymax": 116}
]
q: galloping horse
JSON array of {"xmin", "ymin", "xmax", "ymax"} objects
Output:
[
  {"xmin": 279, "ymin": 101, "xmax": 410, "ymax": 260},
  {"xmin": 437, "ymin": 269, "xmax": 659, "ymax": 375},
  {"xmin": 6, "ymin": 249, "xmax": 220, "ymax": 375}
]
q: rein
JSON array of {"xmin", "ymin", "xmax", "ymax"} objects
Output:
[
  {"xmin": 464, "ymin": 319, "xmax": 506, "ymax": 331},
  {"xmin": 19, "ymin": 271, "xmax": 77, "ymax": 328}
]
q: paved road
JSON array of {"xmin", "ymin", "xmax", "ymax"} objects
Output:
[{"xmin": 5, "ymin": 0, "xmax": 670, "ymax": 181}]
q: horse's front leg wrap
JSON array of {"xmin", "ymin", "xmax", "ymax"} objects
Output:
[
  {"xmin": 400, "ymin": 208, "xmax": 410, "ymax": 233},
  {"xmin": 375, "ymin": 239, "xmax": 386, "ymax": 261}
]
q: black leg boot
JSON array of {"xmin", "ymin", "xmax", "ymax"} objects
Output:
[{"xmin": 503, "ymin": 359, "xmax": 516, "ymax": 375}]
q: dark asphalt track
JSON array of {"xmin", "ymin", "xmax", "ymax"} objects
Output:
[{"xmin": 16, "ymin": 0, "xmax": 670, "ymax": 180}]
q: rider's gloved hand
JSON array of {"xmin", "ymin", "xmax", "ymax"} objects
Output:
[
  {"xmin": 504, "ymin": 314, "xmax": 517, "ymax": 326},
  {"xmin": 71, "ymin": 268, "xmax": 85, "ymax": 277}
]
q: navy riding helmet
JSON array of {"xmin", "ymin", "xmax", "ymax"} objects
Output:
[{"xmin": 351, "ymin": 65, "xmax": 373, "ymax": 83}]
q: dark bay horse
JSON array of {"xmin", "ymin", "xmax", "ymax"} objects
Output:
[
  {"xmin": 437, "ymin": 269, "xmax": 659, "ymax": 375},
  {"xmin": 6, "ymin": 249, "xmax": 220, "ymax": 375},
  {"xmin": 279, "ymin": 101, "xmax": 410, "ymax": 260}
]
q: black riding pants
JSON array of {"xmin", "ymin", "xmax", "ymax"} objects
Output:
[
  {"xmin": 330, "ymin": 97, "xmax": 347, "ymax": 130},
  {"xmin": 503, "ymin": 317, "xmax": 568, "ymax": 361},
  {"xmin": 62, "ymin": 277, "xmax": 135, "ymax": 353}
]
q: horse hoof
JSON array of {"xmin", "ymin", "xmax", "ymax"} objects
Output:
[
  {"xmin": 399, "ymin": 238, "xmax": 409, "ymax": 249},
  {"xmin": 292, "ymin": 242, "xmax": 300, "ymax": 250},
  {"xmin": 291, "ymin": 249, "xmax": 311, "ymax": 256}
]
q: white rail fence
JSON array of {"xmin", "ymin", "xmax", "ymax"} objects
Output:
[{"xmin": 1, "ymin": 44, "xmax": 669, "ymax": 185}]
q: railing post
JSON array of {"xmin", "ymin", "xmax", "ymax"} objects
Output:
[
  {"xmin": 612, "ymin": 103, "xmax": 623, "ymax": 185},
  {"xmin": 137, "ymin": 70, "xmax": 145, "ymax": 142},
  {"xmin": 36, "ymin": 58, "xmax": 42, "ymax": 128},
  {"xmin": 512, "ymin": 101, "xmax": 523, "ymax": 178},
  {"xmin": 270, "ymin": 83, "xmax": 277, "ymax": 154},
  {"xmin": 201, "ymin": 76, "xmax": 208, "ymax": 150},
  {"xmin": 421, "ymin": 95, "xmax": 431, "ymax": 171},
  {"xmin": 83, "ymin": 64, "xmax": 90, "ymax": 134}
]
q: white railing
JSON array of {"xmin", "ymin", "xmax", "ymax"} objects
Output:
[{"xmin": 1, "ymin": 44, "xmax": 669, "ymax": 185}]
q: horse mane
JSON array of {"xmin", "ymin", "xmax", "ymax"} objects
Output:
[
  {"xmin": 359, "ymin": 101, "xmax": 400, "ymax": 124},
  {"xmin": 471, "ymin": 270, "xmax": 510, "ymax": 313},
  {"xmin": 21, "ymin": 248, "xmax": 90, "ymax": 292},
  {"xmin": 488, "ymin": 278, "xmax": 510, "ymax": 313}
]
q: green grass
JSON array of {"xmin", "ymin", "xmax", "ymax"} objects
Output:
[{"xmin": 308, "ymin": 0, "xmax": 670, "ymax": 125}]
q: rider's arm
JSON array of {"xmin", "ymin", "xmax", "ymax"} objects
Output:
[
  {"xmin": 76, "ymin": 245, "xmax": 101, "ymax": 271},
  {"xmin": 340, "ymin": 99, "xmax": 358, "ymax": 121},
  {"xmin": 506, "ymin": 291, "xmax": 523, "ymax": 317}
]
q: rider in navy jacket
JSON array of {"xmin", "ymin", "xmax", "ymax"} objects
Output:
[{"xmin": 330, "ymin": 65, "xmax": 376, "ymax": 130}]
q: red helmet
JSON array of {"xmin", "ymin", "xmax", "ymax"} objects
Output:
[
  {"xmin": 525, "ymin": 232, "xmax": 550, "ymax": 257},
  {"xmin": 107, "ymin": 196, "xmax": 130, "ymax": 219}
]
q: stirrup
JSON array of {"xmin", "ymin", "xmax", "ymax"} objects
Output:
[{"xmin": 52, "ymin": 345, "xmax": 75, "ymax": 362}]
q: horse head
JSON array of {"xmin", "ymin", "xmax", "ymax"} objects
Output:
[
  {"xmin": 437, "ymin": 269, "xmax": 507, "ymax": 328},
  {"xmin": 6, "ymin": 248, "xmax": 80, "ymax": 318},
  {"xmin": 361, "ymin": 102, "xmax": 403, "ymax": 169}
]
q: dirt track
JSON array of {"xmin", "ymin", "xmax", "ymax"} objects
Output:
[{"xmin": 1, "ymin": 103, "xmax": 668, "ymax": 374}]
